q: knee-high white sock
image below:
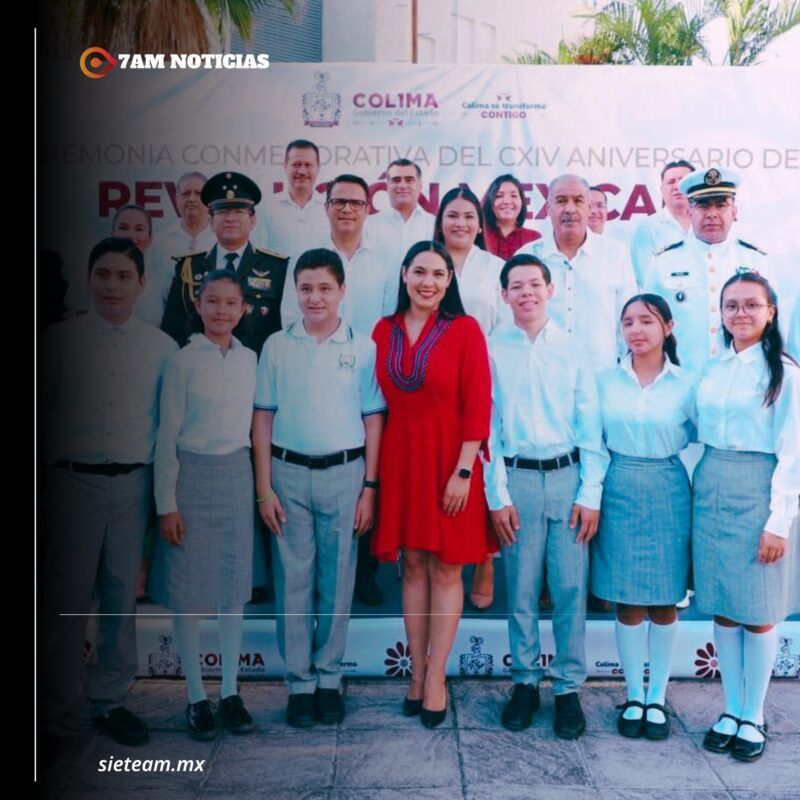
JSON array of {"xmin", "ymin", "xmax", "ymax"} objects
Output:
[
  {"xmin": 173, "ymin": 614, "xmax": 206, "ymax": 705},
  {"xmin": 218, "ymin": 605, "xmax": 244, "ymax": 700},
  {"xmin": 712, "ymin": 622, "xmax": 743, "ymax": 735},
  {"xmin": 738, "ymin": 627, "xmax": 778, "ymax": 742},
  {"xmin": 615, "ymin": 619, "xmax": 647, "ymax": 719},
  {"xmin": 645, "ymin": 620, "xmax": 678, "ymax": 723}
]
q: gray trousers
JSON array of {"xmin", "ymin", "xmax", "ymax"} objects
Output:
[
  {"xmin": 271, "ymin": 457, "xmax": 363, "ymax": 693},
  {"xmin": 40, "ymin": 466, "xmax": 151, "ymax": 730},
  {"xmin": 502, "ymin": 464, "xmax": 588, "ymax": 695}
]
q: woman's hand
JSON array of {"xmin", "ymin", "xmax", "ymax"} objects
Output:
[
  {"xmin": 442, "ymin": 472, "xmax": 470, "ymax": 516},
  {"xmin": 490, "ymin": 506, "xmax": 520, "ymax": 547},
  {"xmin": 159, "ymin": 511, "xmax": 186, "ymax": 547},
  {"xmin": 259, "ymin": 490, "xmax": 287, "ymax": 537},
  {"xmin": 354, "ymin": 488, "xmax": 377, "ymax": 536},
  {"xmin": 758, "ymin": 531, "xmax": 787, "ymax": 564}
]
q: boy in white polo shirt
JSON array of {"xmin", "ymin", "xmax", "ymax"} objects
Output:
[{"xmin": 252, "ymin": 248, "xmax": 385, "ymax": 728}]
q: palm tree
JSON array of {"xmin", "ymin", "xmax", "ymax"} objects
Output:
[{"xmin": 710, "ymin": 0, "xmax": 800, "ymax": 65}]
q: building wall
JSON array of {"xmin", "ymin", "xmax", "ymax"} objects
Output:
[{"xmin": 230, "ymin": 0, "xmax": 323, "ymax": 62}]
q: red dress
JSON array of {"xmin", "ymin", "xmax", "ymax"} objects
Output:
[
  {"xmin": 371, "ymin": 312, "xmax": 497, "ymax": 564},
  {"xmin": 483, "ymin": 225, "xmax": 540, "ymax": 261}
]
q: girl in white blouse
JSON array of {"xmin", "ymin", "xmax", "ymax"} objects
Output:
[
  {"xmin": 593, "ymin": 294, "xmax": 695, "ymax": 740},
  {"xmin": 433, "ymin": 186, "xmax": 508, "ymax": 611},
  {"xmin": 695, "ymin": 271, "xmax": 799, "ymax": 763},
  {"xmin": 150, "ymin": 270, "xmax": 258, "ymax": 741}
]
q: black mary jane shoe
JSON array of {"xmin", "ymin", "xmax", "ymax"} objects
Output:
[
  {"xmin": 615, "ymin": 700, "xmax": 645, "ymax": 738},
  {"xmin": 402, "ymin": 696, "xmax": 423, "ymax": 717},
  {"xmin": 731, "ymin": 720, "xmax": 769, "ymax": 763},
  {"xmin": 643, "ymin": 702, "xmax": 672, "ymax": 741},
  {"xmin": 702, "ymin": 713, "xmax": 740, "ymax": 753}
]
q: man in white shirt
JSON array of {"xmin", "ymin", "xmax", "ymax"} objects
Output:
[
  {"xmin": 485, "ymin": 253, "xmax": 608, "ymax": 740},
  {"xmin": 645, "ymin": 168, "xmax": 769, "ymax": 376},
  {"xmin": 367, "ymin": 159, "xmax": 435, "ymax": 305},
  {"xmin": 137, "ymin": 172, "xmax": 215, "ymax": 326},
  {"xmin": 630, "ymin": 160, "xmax": 695, "ymax": 287},
  {"xmin": 39, "ymin": 237, "xmax": 177, "ymax": 755},
  {"xmin": 588, "ymin": 187, "xmax": 608, "ymax": 235},
  {"xmin": 516, "ymin": 174, "xmax": 638, "ymax": 372},
  {"xmin": 256, "ymin": 139, "xmax": 328, "ymax": 258}
]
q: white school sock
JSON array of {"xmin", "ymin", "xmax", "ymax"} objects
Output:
[
  {"xmin": 173, "ymin": 614, "xmax": 206, "ymax": 705},
  {"xmin": 645, "ymin": 620, "xmax": 678, "ymax": 724},
  {"xmin": 712, "ymin": 623, "xmax": 743, "ymax": 736},
  {"xmin": 218, "ymin": 605, "xmax": 244, "ymax": 700},
  {"xmin": 615, "ymin": 619, "xmax": 647, "ymax": 719},
  {"xmin": 738, "ymin": 627, "xmax": 778, "ymax": 743}
]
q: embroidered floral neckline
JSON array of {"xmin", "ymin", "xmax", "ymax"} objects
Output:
[{"xmin": 386, "ymin": 314, "xmax": 452, "ymax": 392}]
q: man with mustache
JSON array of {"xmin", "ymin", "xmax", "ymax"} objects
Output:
[
  {"xmin": 515, "ymin": 173, "xmax": 638, "ymax": 373},
  {"xmin": 645, "ymin": 168, "xmax": 769, "ymax": 377}
]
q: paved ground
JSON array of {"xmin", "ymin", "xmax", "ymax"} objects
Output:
[{"xmin": 39, "ymin": 677, "xmax": 799, "ymax": 799}]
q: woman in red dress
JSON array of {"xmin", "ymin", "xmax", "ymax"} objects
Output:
[
  {"xmin": 481, "ymin": 174, "xmax": 540, "ymax": 261},
  {"xmin": 372, "ymin": 240, "xmax": 496, "ymax": 728}
]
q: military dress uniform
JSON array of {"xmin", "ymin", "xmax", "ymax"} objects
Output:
[{"xmin": 161, "ymin": 242, "xmax": 288, "ymax": 355}]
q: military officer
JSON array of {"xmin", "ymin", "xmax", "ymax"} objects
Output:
[
  {"xmin": 645, "ymin": 168, "xmax": 769, "ymax": 377},
  {"xmin": 161, "ymin": 171, "xmax": 289, "ymax": 355}
]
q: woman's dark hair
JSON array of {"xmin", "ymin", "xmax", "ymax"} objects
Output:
[
  {"xmin": 482, "ymin": 174, "xmax": 527, "ymax": 232},
  {"xmin": 720, "ymin": 271, "xmax": 796, "ymax": 407},
  {"xmin": 433, "ymin": 187, "xmax": 486, "ymax": 251},
  {"xmin": 394, "ymin": 240, "xmax": 466, "ymax": 318},
  {"xmin": 88, "ymin": 236, "xmax": 145, "ymax": 277},
  {"xmin": 198, "ymin": 269, "xmax": 245, "ymax": 299},
  {"xmin": 620, "ymin": 293, "xmax": 680, "ymax": 366}
]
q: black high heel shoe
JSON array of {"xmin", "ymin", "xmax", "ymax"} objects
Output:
[
  {"xmin": 402, "ymin": 696, "xmax": 423, "ymax": 717},
  {"xmin": 420, "ymin": 681, "xmax": 448, "ymax": 728}
]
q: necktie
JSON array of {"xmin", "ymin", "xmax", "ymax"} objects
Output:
[{"xmin": 224, "ymin": 252, "xmax": 237, "ymax": 272}]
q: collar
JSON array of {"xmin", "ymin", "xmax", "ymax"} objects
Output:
[
  {"xmin": 286, "ymin": 319, "xmax": 352, "ymax": 343},
  {"xmin": 87, "ymin": 305, "xmax": 137, "ymax": 335},
  {"xmin": 219, "ymin": 243, "xmax": 248, "ymax": 260},
  {"xmin": 498, "ymin": 317, "xmax": 561, "ymax": 345},
  {"xmin": 329, "ymin": 234, "xmax": 371, "ymax": 259},
  {"xmin": 538, "ymin": 225, "xmax": 595, "ymax": 259},
  {"xmin": 281, "ymin": 192, "xmax": 324, "ymax": 211},
  {"xmin": 619, "ymin": 352, "xmax": 681, "ymax": 386},
  {"xmin": 721, "ymin": 342, "xmax": 762, "ymax": 365},
  {"xmin": 188, "ymin": 332, "xmax": 245, "ymax": 351}
]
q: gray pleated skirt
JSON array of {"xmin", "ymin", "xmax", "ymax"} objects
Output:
[
  {"xmin": 591, "ymin": 452, "xmax": 691, "ymax": 606},
  {"xmin": 149, "ymin": 448, "xmax": 254, "ymax": 613},
  {"xmin": 692, "ymin": 446, "xmax": 799, "ymax": 625}
]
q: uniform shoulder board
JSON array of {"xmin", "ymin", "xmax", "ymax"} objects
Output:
[
  {"xmin": 737, "ymin": 239, "xmax": 767, "ymax": 256},
  {"xmin": 254, "ymin": 247, "xmax": 289, "ymax": 260},
  {"xmin": 655, "ymin": 240, "xmax": 685, "ymax": 256},
  {"xmin": 171, "ymin": 250, "xmax": 208, "ymax": 261}
]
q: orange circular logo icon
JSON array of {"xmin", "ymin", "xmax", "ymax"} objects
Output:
[{"xmin": 79, "ymin": 47, "xmax": 117, "ymax": 79}]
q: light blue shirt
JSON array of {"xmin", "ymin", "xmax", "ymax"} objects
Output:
[
  {"xmin": 254, "ymin": 320, "xmax": 386, "ymax": 455},
  {"xmin": 645, "ymin": 234, "xmax": 770, "ymax": 376},
  {"xmin": 485, "ymin": 320, "xmax": 609, "ymax": 511},
  {"xmin": 788, "ymin": 301, "xmax": 800, "ymax": 362},
  {"xmin": 455, "ymin": 245, "xmax": 511, "ymax": 336},
  {"xmin": 696, "ymin": 344, "xmax": 800, "ymax": 538},
  {"xmin": 40, "ymin": 308, "xmax": 177, "ymax": 464},
  {"xmin": 597, "ymin": 354, "xmax": 696, "ymax": 458},
  {"xmin": 155, "ymin": 334, "xmax": 257, "ymax": 514},
  {"xmin": 629, "ymin": 207, "xmax": 689, "ymax": 288},
  {"xmin": 516, "ymin": 227, "xmax": 639, "ymax": 371}
]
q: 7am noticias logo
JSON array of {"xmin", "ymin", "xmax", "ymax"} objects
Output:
[{"xmin": 79, "ymin": 47, "xmax": 269, "ymax": 78}]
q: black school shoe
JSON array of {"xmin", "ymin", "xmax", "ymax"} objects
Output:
[
  {"xmin": 554, "ymin": 692, "xmax": 586, "ymax": 740},
  {"xmin": 93, "ymin": 707, "xmax": 149, "ymax": 746},
  {"xmin": 703, "ymin": 713, "xmax": 740, "ymax": 753},
  {"xmin": 218, "ymin": 694, "xmax": 255, "ymax": 734},
  {"xmin": 731, "ymin": 720, "xmax": 769, "ymax": 762},
  {"xmin": 501, "ymin": 684, "xmax": 540, "ymax": 732},
  {"xmin": 616, "ymin": 700, "xmax": 645, "ymax": 738},
  {"xmin": 643, "ymin": 703, "xmax": 671, "ymax": 740},
  {"xmin": 287, "ymin": 693, "xmax": 316, "ymax": 728},
  {"xmin": 186, "ymin": 700, "xmax": 218, "ymax": 741},
  {"xmin": 315, "ymin": 688, "xmax": 345, "ymax": 724}
]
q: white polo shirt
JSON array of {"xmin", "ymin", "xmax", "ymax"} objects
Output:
[
  {"xmin": 254, "ymin": 193, "xmax": 328, "ymax": 259},
  {"xmin": 255, "ymin": 320, "xmax": 386, "ymax": 455}
]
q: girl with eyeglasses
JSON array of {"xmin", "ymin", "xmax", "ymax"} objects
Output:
[{"xmin": 694, "ymin": 271, "xmax": 799, "ymax": 763}]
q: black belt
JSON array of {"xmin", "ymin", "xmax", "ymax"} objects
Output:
[
  {"xmin": 504, "ymin": 448, "xmax": 580, "ymax": 472},
  {"xmin": 54, "ymin": 460, "xmax": 147, "ymax": 476},
  {"xmin": 271, "ymin": 445, "xmax": 365, "ymax": 470}
]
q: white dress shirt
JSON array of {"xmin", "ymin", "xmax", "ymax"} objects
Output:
[
  {"xmin": 154, "ymin": 334, "xmax": 257, "ymax": 514},
  {"xmin": 255, "ymin": 320, "xmax": 386, "ymax": 454},
  {"xmin": 136, "ymin": 221, "xmax": 216, "ymax": 326},
  {"xmin": 485, "ymin": 320, "xmax": 609, "ymax": 511},
  {"xmin": 646, "ymin": 235, "xmax": 770, "ymax": 377},
  {"xmin": 629, "ymin": 207, "xmax": 689, "ymax": 288},
  {"xmin": 454, "ymin": 245, "xmax": 511, "ymax": 336},
  {"xmin": 40, "ymin": 308, "xmax": 177, "ymax": 464},
  {"xmin": 255, "ymin": 193, "xmax": 328, "ymax": 259},
  {"xmin": 516, "ymin": 227, "xmax": 639, "ymax": 372},
  {"xmin": 597, "ymin": 354, "xmax": 697, "ymax": 458},
  {"xmin": 696, "ymin": 344, "xmax": 800, "ymax": 538},
  {"xmin": 280, "ymin": 234, "xmax": 395, "ymax": 336}
]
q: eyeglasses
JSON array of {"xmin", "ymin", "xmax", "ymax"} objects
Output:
[
  {"xmin": 721, "ymin": 301, "xmax": 771, "ymax": 316},
  {"xmin": 327, "ymin": 198, "xmax": 368, "ymax": 210}
]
